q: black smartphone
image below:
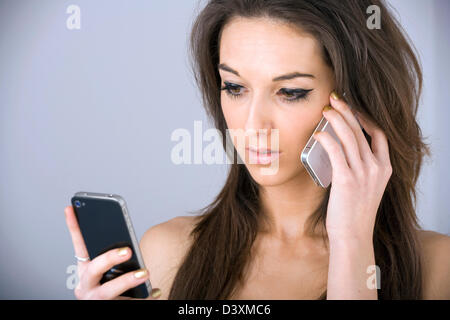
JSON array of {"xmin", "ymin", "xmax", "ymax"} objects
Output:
[{"xmin": 71, "ymin": 191, "xmax": 151, "ymax": 298}]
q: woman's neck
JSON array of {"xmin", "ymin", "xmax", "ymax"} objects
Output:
[{"xmin": 258, "ymin": 171, "xmax": 327, "ymax": 245}]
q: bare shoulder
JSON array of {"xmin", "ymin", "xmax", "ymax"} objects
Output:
[
  {"xmin": 139, "ymin": 215, "xmax": 199, "ymax": 299},
  {"xmin": 417, "ymin": 229, "xmax": 450, "ymax": 299}
]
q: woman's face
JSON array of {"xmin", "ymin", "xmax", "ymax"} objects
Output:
[{"xmin": 218, "ymin": 17, "xmax": 335, "ymax": 186}]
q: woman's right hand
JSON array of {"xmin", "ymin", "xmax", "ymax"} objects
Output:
[{"xmin": 64, "ymin": 205, "xmax": 162, "ymax": 300}]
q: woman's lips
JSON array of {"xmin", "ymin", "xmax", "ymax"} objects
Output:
[{"xmin": 246, "ymin": 147, "xmax": 281, "ymax": 165}]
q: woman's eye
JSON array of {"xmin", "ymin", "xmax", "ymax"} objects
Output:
[
  {"xmin": 277, "ymin": 88, "xmax": 313, "ymax": 103},
  {"xmin": 220, "ymin": 81, "xmax": 313, "ymax": 104},
  {"xmin": 220, "ymin": 82, "xmax": 243, "ymax": 99}
]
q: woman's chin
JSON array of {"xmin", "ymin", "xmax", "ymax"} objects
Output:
[{"xmin": 244, "ymin": 163, "xmax": 300, "ymax": 187}]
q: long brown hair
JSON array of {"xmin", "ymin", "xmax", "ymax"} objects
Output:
[{"xmin": 169, "ymin": 0, "xmax": 428, "ymax": 299}]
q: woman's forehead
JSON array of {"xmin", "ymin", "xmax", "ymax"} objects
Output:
[
  {"xmin": 219, "ymin": 17, "xmax": 325, "ymax": 75},
  {"xmin": 219, "ymin": 22, "xmax": 331, "ymax": 85}
]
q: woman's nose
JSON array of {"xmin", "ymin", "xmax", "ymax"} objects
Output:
[{"xmin": 244, "ymin": 94, "xmax": 274, "ymax": 135}]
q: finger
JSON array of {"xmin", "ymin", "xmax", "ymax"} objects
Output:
[
  {"xmin": 354, "ymin": 111, "xmax": 390, "ymax": 165},
  {"xmin": 322, "ymin": 105, "xmax": 363, "ymax": 171},
  {"xmin": 82, "ymin": 247, "xmax": 133, "ymax": 289},
  {"xmin": 64, "ymin": 206, "xmax": 90, "ymax": 263},
  {"xmin": 329, "ymin": 92, "xmax": 373, "ymax": 160},
  {"xmin": 96, "ymin": 269, "xmax": 154, "ymax": 300},
  {"xmin": 313, "ymin": 130, "xmax": 350, "ymax": 176},
  {"xmin": 115, "ymin": 296, "xmax": 134, "ymax": 300}
]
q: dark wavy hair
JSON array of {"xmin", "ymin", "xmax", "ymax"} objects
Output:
[{"xmin": 168, "ymin": 0, "xmax": 428, "ymax": 299}]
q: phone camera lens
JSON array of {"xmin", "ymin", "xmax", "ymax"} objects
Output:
[{"xmin": 74, "ymin": 200, "xmax": 81, "ymax": 208}]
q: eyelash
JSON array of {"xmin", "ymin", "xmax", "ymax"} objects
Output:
[{"xmin": 220, "ymin": 81, "xmax": 313, "ymax": 104}]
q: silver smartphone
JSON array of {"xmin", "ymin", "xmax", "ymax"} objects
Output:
[
  {"xmin": 300, "ymin": 95, "xmax": 360, "ymax": 188},
  {"xmin": 71, "ymin": 191, "xmax": 152, "ymax": 298},
  {"xmin": 300, "ymin": 116, "xmax": 341, "ymax": 188}
]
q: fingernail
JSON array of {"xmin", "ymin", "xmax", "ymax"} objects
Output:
[
  {"xmin": 117, "ymin": 247, "xmax": 128, "ymax": 256},
  {"xmin": 330, "ymin": 91, "xmax": 340, "ymax": 100},
  {"xmin": 323, "ymin": 105, "xmax": 333, "ymax": 112},
  {"xmin": 134, "ymin": 269, "xmax": 148, "ymax": 279},
  {"xmin": 151, "ymin": 288, "xmax": 162, "ymax": 298}
]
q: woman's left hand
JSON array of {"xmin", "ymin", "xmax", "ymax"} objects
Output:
[{"xmin": 313, "ymin": 92, "xmax": 392, "ymax": 244}]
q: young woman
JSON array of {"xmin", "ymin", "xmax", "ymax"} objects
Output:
[{"xmin": 65, "ymin": 0, "xmax": 450, "ymax": 300}]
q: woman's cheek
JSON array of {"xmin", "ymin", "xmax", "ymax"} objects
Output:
[
  {"xmin": 280, "ymin": 118, "xmax": 316, "ymax": 162},
  {"xmin": 221, "ymin": 103, "xmax": 244, "ymax": 129}
]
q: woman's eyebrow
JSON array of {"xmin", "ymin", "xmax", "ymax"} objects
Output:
[{"xmin": 217, "ymin": 63, "xmax": 315, "ymax": 81}]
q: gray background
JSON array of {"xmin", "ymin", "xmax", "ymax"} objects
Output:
[{"xmin": 0, "ymin": 0, "xmax": 448, "ymax": 299}]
